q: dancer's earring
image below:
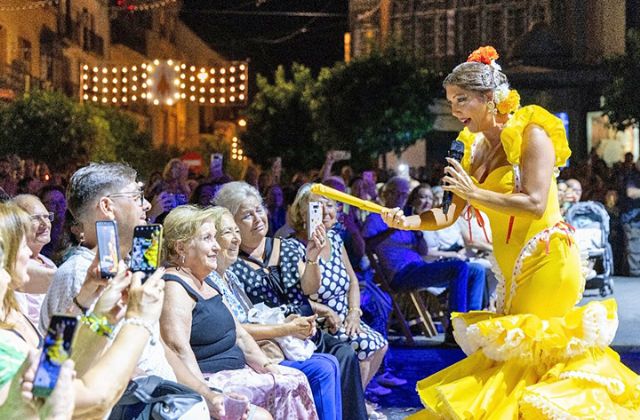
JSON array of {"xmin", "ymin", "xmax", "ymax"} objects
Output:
[{"xmin": 487, "ymin": 101, "xmax": 497, "ymax": 115}]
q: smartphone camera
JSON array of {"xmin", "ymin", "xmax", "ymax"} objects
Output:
[
  {"xmin": 130, "ymin": 225, "xmax": 163, "ymax": 280},
  {"xmin": 307, "ymin": 201, "xmax": 323, "ymax": 241},
  {"xmin": 96, "ymin": 221, "xmax": 120, "ymax": 279}
]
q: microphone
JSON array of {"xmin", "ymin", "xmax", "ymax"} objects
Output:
[{"xmin": 442, "ymin": 139, "xmax": 465, "ymax": 215}]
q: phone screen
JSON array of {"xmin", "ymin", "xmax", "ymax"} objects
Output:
[
  {"xmin": 96, "ymin": 221, "xmax": 120, "ymax": 279},
  {"xmin": 130, "ymin": 224, "xmax": 163, "ymax": 278},
  {"xmin": 307, "ymin": 201, "xmax": 323, "ymax": 241},
  {"xmin": 33, "ymin": 315, "xmax": 79, "ymax": 398}
]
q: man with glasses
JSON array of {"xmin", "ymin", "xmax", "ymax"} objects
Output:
[{"xmin": 13, "ymin": 194, "xmax": 58, "ymax": 326}]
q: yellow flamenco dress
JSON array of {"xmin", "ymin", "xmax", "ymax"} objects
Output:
[{"xmin": 411, "ymin": 105, "xmax": 640, "ymax": 419}]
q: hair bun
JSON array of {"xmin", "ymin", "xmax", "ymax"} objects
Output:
[{"xmin": 467, "ymin": 46, "xmax": 500, "ymax": 66}]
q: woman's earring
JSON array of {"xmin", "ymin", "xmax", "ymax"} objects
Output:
[
  {"xmin": 487, "ymin": 101, "xmax": 497, "ymax": 115},
  {"xmin": 177, "ymin": 254, "xmax": 185, "ymax": 270}
]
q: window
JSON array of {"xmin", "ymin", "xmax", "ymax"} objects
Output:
[
  {"xmin": 18, "ymin": 37, "xmax": 31, "ymax": 63},
  {"xmin": 415, "ymin": 16, "xmax": 435, "ymax": 59},
  {"xmin": 507, "ymin": 7, "xmax": 526, "ymax": 43},
  {"xmin": 485, "ymin": 9, "xmax": 504, "ymax": 50}
]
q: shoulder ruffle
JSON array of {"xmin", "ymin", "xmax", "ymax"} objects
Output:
[
  {"xmin": 456, "ymin": 128, "xmax": 478, "ymax": 173},
  {"xmin": 501, "ymin": 105, "xmax": 571, "ymax": 168}
]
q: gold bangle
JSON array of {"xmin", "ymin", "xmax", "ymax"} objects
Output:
[
  {"xmin": 306, "ymin": 258, "xmax": 318, "ymax": 265},
  {"xmin": 348, "ymin": 307, "xmax": 363, "ymax": 317}
]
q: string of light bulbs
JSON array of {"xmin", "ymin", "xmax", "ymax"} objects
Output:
[
  {"xmin": 112, "ymin": 0, "xmax": 177, "ymax": 13},
  {"xmin": 0, "ymin": 0, "xmax": 56, "ymax": 12}
]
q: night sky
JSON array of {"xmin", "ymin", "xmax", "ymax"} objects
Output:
[{"xmin": 180, "ymin": 0, "xmax": 348, "ymax": 77}]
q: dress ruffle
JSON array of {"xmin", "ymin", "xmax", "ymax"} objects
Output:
[
  {"xmin": 409, "ymin": 300, "xmax": 640, "ymax": 419},
  {"xmin": 456, "ymin": 105, "xmax": 571, "ymax": 172}
]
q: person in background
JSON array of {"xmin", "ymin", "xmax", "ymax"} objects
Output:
[
  {"xmin": 13, "ymin": 195, "xmax": 57, "ymax": 326},
  {"xmin": 146, "ymin": 158, "xmax": 191, "ymax": 224},
  {"xmin": 189, "ymin": 181, "xmax": 224, "ymax": 207},
  {"xmin": 0, "ymin": 157, "xmax": 17, "ymax": 197},
  {"xmin": 38, "ymin": 185, "xmax": 67, "ymax": 261},
  {"xmin": 265, "ymin": 184, "xmax": 287, "ymax": 236},
  {"xmin": 621, "ymin": 159, "xmax": 640, "ymax": 276}
]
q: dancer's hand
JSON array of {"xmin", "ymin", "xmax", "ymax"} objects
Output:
[{"xmin": 442, "ymin": 158, "xmax": 478, "ymax": 201}]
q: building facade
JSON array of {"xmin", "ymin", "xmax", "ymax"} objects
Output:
[{"xmin": 349, "ymin": 0, "xmax": 633, "ymax": 167}]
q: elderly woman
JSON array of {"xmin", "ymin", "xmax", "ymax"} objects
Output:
[
  {"xmin": 0, "ymin": 202, "xmax": 167, "ymax": 419},
  {"xmin": 12, "ymin": 194, "xmax": 57, "ymax": 326},
  {"xmin": 288, "ymin": 185, "xmax": 388, "ymax": 398},
  {"xmin": 214, "ymin": 182, "xmax": 368, "ymax": 420},
  {"xmin": 208, "ymin": 206, "xmax": 342, "ymax": 420},
  {"xmin": 159, "ymin": 205, "xmax": 317, "ymax": 420}
]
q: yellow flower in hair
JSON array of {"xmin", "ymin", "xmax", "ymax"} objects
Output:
[{"xmin": 497, "ymin": 89, "xmax": 520, "ymax": 115}]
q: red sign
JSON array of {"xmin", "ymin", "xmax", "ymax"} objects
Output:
[{"xmin": 181, "ymin": 151, "xmax": 204, "ymax": 173}]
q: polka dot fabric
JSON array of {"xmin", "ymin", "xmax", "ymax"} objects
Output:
[{"xmin": 298, "ymin": 231, "xmax": 387, "ymax": 360}]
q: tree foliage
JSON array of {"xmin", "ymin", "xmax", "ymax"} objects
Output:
[
  {"xmin": 310, "ymin": 49, "xmax": 440, "ymax": 170},
  {"xmin": 242, "ymin": 64, "xmax": 324, "ymax": 173},
  {"xmin": 602, "ymin": 29, "xmax": 640, "ymax": 128}
]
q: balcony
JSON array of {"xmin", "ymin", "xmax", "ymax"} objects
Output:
[{"xmin": 60, "ymin": 17, "xmax": 105, "ymax": 57}]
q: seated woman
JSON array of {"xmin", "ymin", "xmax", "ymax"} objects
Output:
[
  {"xmin": 208, "ymin": 206, "xmax": 342, "ymax": 420},
  {"xmin": 159, "ymin": 205, "xmax": 317, "ymax": 420},
  {"xmin": 0, "ymin": 202, "xmax": 167, "ymax": 419},
  {"xmin": 214, "ymin": 182, "xmax": 368, "ymax": 420},
  {"xmin": 288, "ymin": 185, "xmax": 388, "ymax": 391},
  {"xmin": 13, "ymin": 194, "xmax": 58, "ymax": 326}
]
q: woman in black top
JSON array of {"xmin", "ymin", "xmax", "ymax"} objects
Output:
[{"xmin": 160, "ymin": 205, "xmax": 318, "ymax": 420}]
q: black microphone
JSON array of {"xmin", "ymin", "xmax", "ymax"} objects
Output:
[{"xmin": 442, "ymin": 139, "xmax": 465, "ymax": 215}]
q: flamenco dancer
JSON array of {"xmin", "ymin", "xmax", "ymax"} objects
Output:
[{"xmin": 380, "ymin": 47, "xmax": 640, "ymax": 418}]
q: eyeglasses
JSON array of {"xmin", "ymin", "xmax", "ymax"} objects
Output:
[
  {"xmin": 107, "ymin": 190, "xmax": 145, "ymax": 207},
  {"xmin": 30, "ymin": 212, "xmax": 55, "ymax": 223}
]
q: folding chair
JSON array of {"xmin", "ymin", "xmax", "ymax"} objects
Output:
[{"xmin": 367, "ymin": 251, "xmax": 439, "ymax": 343}]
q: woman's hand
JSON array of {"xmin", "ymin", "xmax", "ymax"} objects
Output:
[
  {"xmin": 306, "ymin": 223, "xmax": 328, "ymax": 262},
  {"xmin": 92, "ymin": 262, "xmax": 131, "ymax": 324},
  {"xmin": 147, "ymin": 192, "xmax": 174, "ymax": 223},
  {"xmin": 39, "ymin": 359, "xmax": 76, "ymax": 420},
  {"xmin": 343, "ymin": 311, "xmax": 363, "ymax": 337},
  {"xmin": 125, "ymin": 268, "xmax": 166, "ymax": 324},
  {"xmin": 323, "ymin": 308, "xmax": 342, "ymax": 334},
  {"xmin": 206, "ymin": 392, "xmax": 226, "ymax": 420},
  {"xmin": 442, "ymin": 157, "xmax": 478, "ymax": 201},
  {"xmin": 74, "ymin": 253, "xmax": 109, "ymax": 310},
  {"xmin": 381, "ymin": 207, "xmax": 410, "ymax": 229},
  {"xmin": 285, "ymin": 314, "xmax": 317, "ymax": 340}
]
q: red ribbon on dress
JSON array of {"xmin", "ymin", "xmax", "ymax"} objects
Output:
[{"xmin": 463, "ymin": 206, "xmax": 491, "ymax": 244}]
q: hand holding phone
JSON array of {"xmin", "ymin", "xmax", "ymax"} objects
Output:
[
  {"xmin": 210, "ymin": 153, "xmax": 223, "ymax": 178},
  {"xmin": 96, "ymin": 221, "xmax": 120, "ymax": 279},
  {"xmin": 33, "ymin": 315, "xmax": 79, "ymax": 398},
  {"xmin": 130, "ymin": 225, "xmax": 163, "ymax": 280},
  {"xmin": 307, "ymin": 201, "xmax": 323, "ymax": 241},
  {"xmin": 329, "ymin": 150, "xmax": 351, "ymax": 161}
]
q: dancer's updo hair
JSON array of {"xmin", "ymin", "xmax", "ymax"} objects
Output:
[{"xmin": 443, "ymin": 61, "xmax": 509, "ymax": 93}]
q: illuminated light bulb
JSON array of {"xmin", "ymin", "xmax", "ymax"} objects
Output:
[
  {"xmin": 122, "ymin": 97, "xmax": 128, "ymax": 102},
  {"xmin": 220, "ymin": 78, "xmax": 226, "ymax": 84},
  {"xmin": 112, "ymin": 67, "xmax": 118, "ymax": 73},
  {"xmin": 132, "ymin": 95, "xmax": 137, "ymax": 101},
  {"xmin": 167, "ymin": 59, "xmax": 174, "ymax": 66},
  {"xmin": 147, "ymin": 80, "xmax": 153, "ymax": 86},
  {"xmin": 220, "ymin": 97, "xmax": 226, "ymax": 103},
  {"xmin": 132, "ymin": 66, "xmax": 137, "ymax": 71},
  {"xmin": 83, "ymin": 64, "xmax": 89, "ymax": 71},
  {"xmin": 132, "ymin": 75, "xmax": 138, "ymax": 81},
  {"xmin": 232, "ymin": 136, "xmax": 237, "ymax": 141},
  {"xmin": 180, "ymin": 83, "xmax": 185, "ymax": 89},
  {"xmin": 199, "ymin": 97, "xmax": 205, "ymax": 103},
  {"xmin": 142, "ymin": 83, "xmax": 147, "ymax": 89},
  {"xmin": 180, "ymin": 63, "xmax": 186, "ymax": 69},
  {"xmin": 147, "ymin": 92, "xmax": 154, "ymax": 98},
  {"xmin": 83, "ymin": 84, "xmax": 88, "ymax": 90},
  {"xmin": 122, "ymin": 77, "xmax": 128, "ymax": 83},
  {"xmin": 141, "ymin": 93, "xmax": 147, "ymax": 98},
  {"xmin": 146, "ymin": 66, "xmax": 153, "ymax": 72},
  {"xmin": 153, "ymin": 59, "xmax": 159, "ymax": 65},
  {"xmin": 92, "ymin": 96, "xmax": 98, "ymax": 102},
  {"xmin": 210, "ymin": 78, "xmax": 216, "ymax": 84},
  {"xmin": 180, "ymin": 74, "xmax": 186, "ymax": 79},
  {"xmin": 112, "ymin": 87, "xmax": 117, "ymax": 93},
  {"xmin": 92, "ymin": 66, "xmax": 98, "ymax": 72},
  {"xmin": 239, "ymin": 64, "xmax": 246, "ymax": 71},
  {"xmin": 102, "ymin": 87, "xmax": 108, "ymax": 93},
  {"xmin": 200, "ymin": 67, "xmax": 206, "ymax": 73},
  {"xmin": 189, "ymin": 76, "xmax": 195, "ymax": 82},
  {"xmin": 102, "ymin": 67, "xmax": 108, "ymax": 74},
  {"xmin": 209, "ymin": 88, "xmax": 215, "ymax": 93},
  {"xmin": 92, "ymin": 76, "xmax": 98, "ymax": 82},
  {"xmin": 102, "ymin": 97, "xmax": 108, "ymax": 103},
  {"xmin": 232, "ymin": 154, "xmax": 237, "ymax": 160},
  {"xmin": 122, "ymin": 67, "xmax": 128, "ymax": 73},
  {"xmin": 230, "ymin": 96, "xmax": 236, "ymax": 102},
  {"xmin": 180, "ymin": 93, "xmax": 186, "ymax": 99},
  {"xmin": 220, "ymin": 68, "xmax": 226, "ymax": 74},
  {"xmin": 243, "ymin": 156, "xmax": 247, "ymax": 161},
  {"xmin": 83, "ymin": 74, "xmax": 89, "ymax": 80},
  {"xmin": 132, "ymin": 85, "xmax": 137, "ymax": 91},
  {"xmin": 190, "ymin": 86, "xmax": 196, "ymax": 92},
  {"xmin": 239, "ymin": 85, "xmax": 245, "ymax": 91},
  {"xmin": 190, "ymin": 95, "xmax": 196, "ymax": 101},
  {"xmin": 229, "ymin": 77, "xmax": 235, "ymax": 83},
  {"xmin": 210, "ymin": 98, "xmax": 215, "ymax": 103},
  {"xmin": 174, "ymin": 92, "xmax": 180, "ymax": 99},
  {"xmin": 122, "ymin": 87, "xmax": 127, "ymax": 93},
  {"xmin": 189, "ymin": 65, "xmax": 196, "ymax": 72},
  {"xmin": 240, "ymin": 74, "xmax": 246, "ymax": 80},
  {"xmin": 198, "ymin": 73, "xmax": 207, "ymax": 82},
  {"xmin": 173, "ymin": 78, "xmax": 180, "ymax": 86},
  {"xmin": 92, "ymin": 86, "xmax": 98, "ymax": 92},
  {"xmin": 230, "ymin": 66, "xmax": 236, "ymax": 73},
  {"xmin": 112, "ymin": 97, "xmax": 117, "ymax": 103},
  {"xmin": 153, "ymin": 99, "xmax": 160, "ymax": 105},
  {"xmin": 230, "ymin": 87, "xmax": 236, "ymax": 92},
  {"xmin": 141, "ymin": 73, "xmax": 147, "ymax": 79},
  {"xmin": 102, "ymin": 77, "xmax": 108, "ymax": 83},
  {"xmin": 209, "ymin": 68, "xmax": 215, "ymax": 74},
  {"xmin": 238, "ymin": 149, "xmax": 243, "ymax": 154},
  {"xmin": 83, "ymin": 94, "xmax": 89, "ymax": 100},
  {"xmin": 239, "ymin": 94, "xmax": 245, "ymax": 100},
  {"xmin": 199, "ymin": 87, "xmax": 205, "ymax": 93},
  {"xmin": 142, "ymin": 63, "xmax": 147, "ymax": 69},
  {"xmin": 220, "ymin": 87, "xmax": 225, "ymax": 93},
  {"xmin": 166, "ymin": 98, "xmax": 174, "ymax": 105},
  {"xmin": 174, "ymin": 66, "xmax": 180, "ymax": 72},
  {"xmin": 112, "ymin": 78, "xmax": 118, "ymax": 83},
  {"xmin": 238, "ymin": 119, "xmax": 246, "ymax": 127}
]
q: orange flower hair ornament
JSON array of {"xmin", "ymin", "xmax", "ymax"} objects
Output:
[
  {"xmin": 467, "ymin": 46, "xmax": 501, "ymax": 69},
  {"xmin": 468, "ymin": 46, "xmax": 520, "ymax": 114}
]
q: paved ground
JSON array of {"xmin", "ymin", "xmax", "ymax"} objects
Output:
[{"xmin": 376, "ymin": 276, "xmax": 640, "ymax": 419}]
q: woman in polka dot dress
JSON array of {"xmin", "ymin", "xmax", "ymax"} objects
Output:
[{"xmin": 288, "ymin": 184, "xmax": 388, "ymax": 390}]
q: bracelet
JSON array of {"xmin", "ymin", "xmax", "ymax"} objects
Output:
[
  {"xmin": 123, "ymin": 317, "xmax": 156, "ymax": 345},
  {"xmin": 348, "ymin": 307, "xmax": 363, "ymax": 317},
  {"xmin": 81, "ymin": 312, "xmax": 115, "ymax": 339},
  {"xmin": 306, "ymin": 258, "xmax": 318, "ymax": 265},
  {"xmin": 263, "ymin": 361, "xmax": 273, "ymax": 368},
  {"xmin": 73, "ymin": 296, "xmax": 89, "ymax": 314}
]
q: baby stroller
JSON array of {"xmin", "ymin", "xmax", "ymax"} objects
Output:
[{"xmin": 566, "ymin": 201, "xmax": 614, "ymax": 297}]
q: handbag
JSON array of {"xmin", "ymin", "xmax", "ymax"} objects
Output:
[
  {"xmin": 108, "ymin": 375, "xmax": 209, "ymax": 420},
  {"xmin": 256, "ymin": 339, "xmax": 285, "ymax": 364}
]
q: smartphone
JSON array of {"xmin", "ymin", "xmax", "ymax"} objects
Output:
[
  {"xmin": 130, "ymin": 224, "xmax": 163, "ymax": 279},
  {"xmin": 307, "ymin": 201, "xmax": 323, "ymax": 241},
  {"xmin": 330, "ymin": 150, "xmax": 351, "ymax": 161},
  {"xmin": 96, "ymin": 220, "xmax": 120, "ymax": 279},
  {"xmin": 33, "ymin": 315, "xmax": 79, "ymax": 398}
]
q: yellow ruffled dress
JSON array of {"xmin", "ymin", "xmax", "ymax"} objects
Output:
[{"xmin": 411, "ymin": 106, "xmax": 640, "ymax": 419}]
